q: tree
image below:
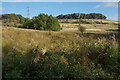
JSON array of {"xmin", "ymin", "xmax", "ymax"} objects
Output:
[
  {"xmin": 23, "ymin": 18, "xmax": 34, "ymax": 29},
  {"xmin": 78, "ymin": 26, "xmax": 86, "ymax": 34},
  {"xmin": 56, "ymin": 14, "xmax": 64, "ymax": 19},
  {"xmin": 56, "ymin": 13, "xmax": 107, "ymax": 19},
  {"xmin": 78, "ymin": 15, "xmax": 86, "ymax": 34},
  {"xmin": 1, "ymin": 14, "xmax": 25, "ymax": 23},
  {"xmin": 63, "ymin": 14, "xmax": 71, "ymax": 19},
  {"xmin": 46, "ymin": 15, "xmax": 60, "ymax": 31},
  {"xmin": 23, "ymin": 13, "xmax": 60, "ymax": 31}
]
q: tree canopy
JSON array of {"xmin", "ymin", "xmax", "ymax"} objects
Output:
[
  {"xmin": 0, "ymin": 14, "xmax": 25, "ymax": 24},
  {"xmin": 23, "ymin": 14, "xmax": 60, "ymax": 31},
  {"xmin": 56, "ymin": 13, "xmax": 107, "ymax": 19},
  {"xmin": 1, "ymin": 13, "xmax": 60, "ymax": 31},
  {"xmin": 1, "ymin": 13, "xmax": 107, "ymax": 31}
]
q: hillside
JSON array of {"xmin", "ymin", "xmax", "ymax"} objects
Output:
[
  {"xmin": 2, "ymin": 17, "xmax": 120, "ymax": 78},
  {"xmin": 2, "ymin": 19, "xmax": 118, "ymax": 33},
  {"xmin": 2, "ymin": 23, "xmax": 120, "ymax": 78},
  {"xmin": 59, "ymin": 19, "xmax": 118, "ymax": 33},
  {"xmin": 1, "ymin": 14, "xmax": 118, "ymax": 33}
]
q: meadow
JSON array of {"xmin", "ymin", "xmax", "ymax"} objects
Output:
[
  {"xmin": 59, "ymin": 19, "xmax": 118, "ymax": 33},
  {"xmin": 2, "ymin": 19, "xmax": 120, "ymax": 79}
]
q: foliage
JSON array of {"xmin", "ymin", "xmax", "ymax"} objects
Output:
[
  {"xmin": 1, "ymin": 14, "xmax": 25, "ymax": 24},
  {"xmin": 56, "ymin": 13, "xmax": 107, "ymax": 19},
  {"xmin": 1, "ymin": 13, "xmax": 60, "ymax": 31},
  {"xmin": 23, "ymin": 14, "xmax": 60, "ymax": 31},
  {"xmin": 78, "ymin": 26, "xmax": 86, "ymax": 34},
  {"xmin": 2, "ymin": 30, "xmax": 120, "ymax": 79},
  {"xmin": 23, "ymin": 18, "xmax": 34, "ymax": 29},
  {"xmin": 86, "ymin": 41, "xmax": 118, "ymax": 66}
]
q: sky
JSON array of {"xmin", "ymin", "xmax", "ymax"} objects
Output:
[
  {"xmin": 1, "ymin": 2, "xmax": 119, "ymax": 21},
  {"xmin": 1, "ymin": 0, "xmax": 120, "ymax": 2}
]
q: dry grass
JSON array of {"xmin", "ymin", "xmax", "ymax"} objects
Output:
[
  {"xmin": 2, "ymin": 26, "xmax": 80, "ymax": 54},
  {"xmin": 2, "ymin": 19, "xmax": 119, "ymax": 54},
  {"xmin": 2, "ymin": 25, "xmax": 120, "ymax": 78},
  {"xmin": 3, "ymin": 25, "xmax": 118, "ymax": 54},
  {"xmin": 59, "ymin": 19, "xmax": 118, "ymax": 33},
  {"xmin": 2, "ymin": 26, "xmax": 58, "ymax": 54},
  {"xmin": 2, "ymin": 25, "xmax": 103, "ymax": 54}
]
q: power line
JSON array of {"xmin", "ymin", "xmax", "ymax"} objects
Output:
[{"xmin": 27, "ymin": 6, "xmax": 30, "ymax": 18}]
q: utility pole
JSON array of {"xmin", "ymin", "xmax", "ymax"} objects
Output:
[
  {"xmin": 27, "ymin": 6, "xmax": 30, "ymax": 18},
  {"xmin": 78, "ymin": 13, "xmax": 81, "ymax": 26}
]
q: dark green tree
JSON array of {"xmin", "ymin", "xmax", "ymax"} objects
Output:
[
  {"xmin": 46, "ymin": 15, "xmax": 60, "ymax": 31},
  {"xmin": 24, "ymin": 13, "xmax": 60, "ymax": 31}
]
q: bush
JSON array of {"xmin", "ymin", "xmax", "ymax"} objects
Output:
[
  {"xmin": 23, "ymin": 18, "xmax": 34, "ymax": 29},
  {"xmin": 78, "ymin": 26, "xmax": 86, "ymax": 34},
  {"xmin": 4, "ymin": 22, "xmax": 15, "ymax": 27},
  {"xmin": 3, "ymin": 43, "xmax": 118, "ymax": 79},
  {"xmin": 14, "ymin": 23, "xmax": 23, "ymax": 28},
  {"xmin": 86, "ymin": 41, "xmax": 118, "ymax": 66},
  {"xmin": 2, "ymin": 13, "xmax": 60, "ymax": 31},
  {"xmin": 45, "ymin": 15, "xmax": 60, "ymax": 31},
  {"xmin": 24, "ymin": 14, "xmax": 61, "ymax": 31},
  {"xmin": 40, "ymin": 27, "xmax": 44, "ymax": 30},
  {"xmin": 2, "ymin": 33, "xmax": 119, "ymax": 79},
  {"xmin": 2, "ymin": 22, "xmax": 7, "ymax": 26},
  {"xmin": 9, "ymin": 22, "xmax": 15, "ymax": 27}
]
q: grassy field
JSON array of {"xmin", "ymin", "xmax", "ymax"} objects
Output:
[
  {"xmin": 59, "ymin": 19, "xmax": 118, "ymax": 33},
  {"xmin": 2, "ymin": 19, "xmax": 120, "ymax": 79},
  {"xmin": 2, "ymin": 25, "xmax": 118, "ymax": 53}
]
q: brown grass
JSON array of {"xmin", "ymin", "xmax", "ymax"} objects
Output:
[{"xmin": 59, "ymin": 19, "xmax": 118, "ymax": 33}]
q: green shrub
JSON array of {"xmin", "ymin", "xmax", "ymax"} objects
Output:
[
  {"xmin": 95, "ymin": 21, "xmax": 101, "ymax": 24},
  {"xmin": 24, "ymin": 14, "xmax": 60, "ymax": 31},
  {"xmin": 2, "ymin": 35, "xmax": 119, "ymax": 79},
  {"xmin": 23, "ymin": 18, "xmax": 34, "ymax": 29},
  {"xmin": 2, "ymin": 22, "xmax": 7, "ymax": 26},
  {"xmin": 86, "ymin": 41, "xmax": 118, "ymax": 67},
  {"xmin": 40, "ymin": 27, "xmax": 44, "ymax": 30},
  {"xmin": 5, "ymin": 22, "xmax": 10, "ymax": 26},
  {"xmin": 4, "ymin": 69, "xmax": 22, "ymax": 78},
  {"xmin": 102, "ymin": 44, "xmax": 118, "ymax": 66},
  {"xmin": 8, "ymin": 22, "xmax": 15, "ymax": 27},
  {"xmin": 78, "ymin": 26, "xmax": 86, "ymax": 34},
  {"xmin": 14, "ymin": 23, "xmax": 23, "ymax": 28}
]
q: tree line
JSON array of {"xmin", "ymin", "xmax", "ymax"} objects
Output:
[
  {"xmin": 1, "ymin": 14, "xmax": 25, "ymax": 24},
  {"xmin": 1, "ymin": 13, "xmax": 60, "ymax": 31},
  {"xmin": 1, "ymin": 13, "xmax": 107, "ymax": 31},
  {"xmin": 56, "ymin": 13, "xmax": 107, "ymax": 19}
]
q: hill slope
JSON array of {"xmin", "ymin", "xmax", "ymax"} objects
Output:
[{"xmin": 59, "ymin": 19, "xmax": 118, "ymax": 33}]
